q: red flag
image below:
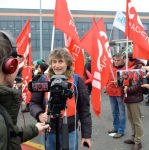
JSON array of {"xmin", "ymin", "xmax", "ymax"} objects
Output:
[
  {"xmin": 64, "ymin": 34, "xmax": 84, "ymax": 76},
  {"xmin": 54, "ymin": 0, "xmax": 80, "ymax": 45},
  {"xmin": 125, "ymin": 0, "xmax": 149, "ymax": 60},
  {"xmin": 54, "ymin": 0, "xmax": 84, "ymax": 76},
  {"xmin": 80, "ymin": 19, "xmax": 102, "ymax": 56},
  {"xmin": 16, "ymin": 19, "xmax": 32, "ymax": 105},
  {"xmin": 91, "ymin": 18, "xmax": 112, "ymax": 118}
]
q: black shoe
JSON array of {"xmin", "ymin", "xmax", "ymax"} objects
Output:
[
  {"xmin": 131, "ymin": 143, "xmax": 142, "ymax": 150},
  {"xmin": 124, "ymin": 139, "xmax": 135, "ymax": 144},
  {"xmin": 108, "ymin": 129, "xmax": 117, "ymax": 134}
]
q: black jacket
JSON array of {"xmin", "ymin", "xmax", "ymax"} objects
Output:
[
  {"xmin": 124, "ymin": 60, "xmax": 145, "ymax": 103},
  {"xmin": 30, "ymin": 76, "xmax": 92, "ymax": 138},
  {"xmin": 0, "ymin": 85, "xmax": 38, "ymax": 150}
]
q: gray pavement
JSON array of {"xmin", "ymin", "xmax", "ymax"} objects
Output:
[{"xmin": 17, "ymin": 90, "xmax": 149, "ymax": 150}]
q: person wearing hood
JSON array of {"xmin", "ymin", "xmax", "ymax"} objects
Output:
[
  {"xmin": 106, "ymin": 53, "xmax": 126, "ymax": 138},
  {"xmin": 123, "ymin": 52, "xmax": 145, "ymax": 150},
  {"xmin": 0, "ymin": 30, "xmax": 49, "ymax": 150}
]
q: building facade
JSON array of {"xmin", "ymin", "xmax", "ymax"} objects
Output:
[{"xmin": 0, "ymin": 8, "xmax": 149, "ymax": 60}]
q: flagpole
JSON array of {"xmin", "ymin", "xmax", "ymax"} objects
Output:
[
  {"xmin": 40, "ymin": 0, "xmax": 43, "ymax": 59},
  {"xmin": 110, "ymin": 65, "xmax": 115, "ymax": 81},
  {"xmin": 109, "ymin": 25, "xmax": 114, "ymax": 42},
  {"xmin": 51, "ymin": 26, "xmax": 55, "ymax": 51},
  {"xmin": 126, "ymin": 36, "xmax": 128, "ymax": 70},
  {"xmin": 51, "ymin": 0, "xmax": 56, "ymax": 52}
]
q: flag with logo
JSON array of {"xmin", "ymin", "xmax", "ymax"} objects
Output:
[
  {"xmin": 91, "ymin": 18, "xmax": 112, "ymax": 117},
  {"xmin": 125, "ymin": 0, "xmax": 149, "ymax": 60},
  {"xmin": 64, "ymin": 34, "xmax": 84, "ymax": 76},
  {"xmin": 113, "ymin": 11, "xmax": 126, "ymax": 32},
  {"xmin": 54, "ymin": 0, "xmax": 84, "ymax": 76},
  {"xmin": 16, "ymin": 19, "xmax": 32, "ymax": 105}
]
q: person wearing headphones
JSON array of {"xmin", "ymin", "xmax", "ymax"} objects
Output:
[
  {"xmin": 0, "ymin": 30, "xmax": 49, "ymax": 150},
  {"xmin": 30, "ymin": 48, "xmax": 92, "ymax": 150}
]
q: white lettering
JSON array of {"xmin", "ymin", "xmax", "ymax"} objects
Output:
[
  {"xmin": 135, "ymin": 26, "xmax": 140, "ymax": 33},
  {"xmin": 92, "ymin": 79, "xmax": 101, "ymax": 90},
  {"xmin": 130, "ymin": 23, "xmax": 149, "ymax": 44},
  {"xmin": 73, "ymin": 44, "xmax": 81, "ymax": 54},
  {"xmin": 69, "ymin": 19, "xmax": 75, "ymax": 27},
  {"xmin": 69, "ymin": 19, "xmax": 77, "ymax": 33},
  {"xmin": 145, "ymin": 36, "xmax": 149, "ymax": 43},
  {"xmin": 141, "ymin": 31, "xmax": 146, "ymax": 38},
  {"xmin": 97, "ymin": 39, "xmax": 103, "ymax": 71},
  {"xmin": 100, "ymin": 31, "xmax": 112, "ymax": 59},
  {"xmin": 94, "ymin": 71, "xmax": 101, "ymax": 80},
  {"xmin": 128, "ymin": 2, "xmax": 135, "ymax": 19}
]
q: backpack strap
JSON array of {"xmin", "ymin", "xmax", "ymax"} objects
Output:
[
  {"xmin": 73, "ymin": 73, "xmax": 79, "ymax": 97},
  {"xmin": 42, "ymin": 74, "xmax": 46, "ymax": 81},
  {"xmin": 0, "ymin": 108, "xmax": 10, "ymax": 150}
]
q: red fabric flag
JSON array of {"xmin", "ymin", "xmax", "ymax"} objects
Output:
[
  {"xmin": 54, "ymin": 0, "xmax": 84, "ymax": 76},
  {"xmin": 16, "ymin": 19, "xmax": 32, "ymax": 105},
  {"xmin": 125, "ymin": 0, "xmax": 149, "ymax": 60},
  {"xmin": 54, "ymin": 0, "xmax": 80, "ymax": 45},
  {"xmin": 91, "ymin": 18, "xmax": 112, "ymax": 118},
  {"xmin": 81, "ymin": 19, "xmax": 103, "ymax": 56},
  {"xmin": 64, "ymin": 34, "xmax": 84, "ymax": 76}
]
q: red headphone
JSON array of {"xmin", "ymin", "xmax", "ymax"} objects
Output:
[{"xmin": 1, "ymin": 31, "xmax": 19, "ymax": 74}]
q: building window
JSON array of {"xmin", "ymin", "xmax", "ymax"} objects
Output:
[
  {"xmin": 143, "ymin": 24, "xmax": 149, "ymax": 31},
  {"xmin": 0, "ymin": 22, "xmax": 7, "ymax": 30},
  {"xmin": 76, "ymin": 22, "xmax": 83, "ymax": 30},
  {"xmin": 30, "ymin": 22, "xmax": 36, "ymax": 30},
  {"xmin": 43, "ymin": 22, "xmax": 50, "ymax": 30},
  {"xmin": 8, "ymin": 21, "xmax": 14, "ymax": 30},
  {"xmin": 15, "ymin": 21, "xmax": 21, "ymax": 30},
  {"xmin": 106, "ymin": 24, "xmax": 113, "ymax": 30}
]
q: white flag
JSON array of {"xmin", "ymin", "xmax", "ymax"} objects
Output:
[{"xmin": 113, "ymin": 11, "xmax": 126, "ymax": 32}]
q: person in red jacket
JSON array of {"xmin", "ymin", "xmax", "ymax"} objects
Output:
[{"xmin": 106, "ymin": 53, "xmax": 126, "ymax": 138}]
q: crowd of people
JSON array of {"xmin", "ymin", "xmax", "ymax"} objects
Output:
[
  {"xmin": 106, "ymin": 52, "xmax": 149, "ymax": 150},
  {"xmin": 1, "ymin": 30, "xmax": 149, "ymax": 150}
]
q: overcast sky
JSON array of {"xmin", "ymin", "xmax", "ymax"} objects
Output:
[{"xmin": 0, "ymin": 0, "xmax": 149, "ymax": 12}]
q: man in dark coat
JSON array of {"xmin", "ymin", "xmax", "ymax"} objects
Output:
[
  {"xmin": 0, "ymin": 30, "xmax": 49, "ymax": 150},
  {"xmin": 123, "ymin": 52, "xmax": 144, "ymax": 150}
]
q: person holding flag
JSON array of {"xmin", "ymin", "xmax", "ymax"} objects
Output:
[
  {"xmin": 30, "ymin": 48, "xmax": 92, "ymax": 150},
  {"xmin": 106, "ymin": 53, "xmax": 126, "ymax": 138}
]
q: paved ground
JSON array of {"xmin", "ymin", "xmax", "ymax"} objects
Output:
[{"xmin": 17, "ymin": 90, "xmax": 149, "ymax": 150}]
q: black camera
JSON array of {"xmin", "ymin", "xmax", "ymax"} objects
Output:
[{"xmin": 28, "ymin": 75, "xmax": 73, "ymax": 117}]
